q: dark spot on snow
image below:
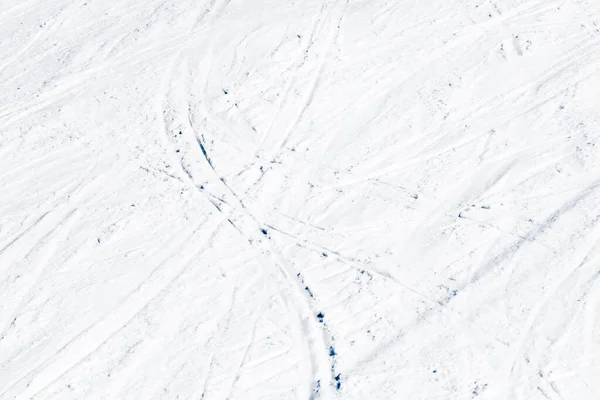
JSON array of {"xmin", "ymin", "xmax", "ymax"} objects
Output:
[
  {"xmin": 97, "ymin": 238, "xmax": 101, "ymax": 244},
  {"xmin": 322, "ymin": 252, "xmax": 328, "ymax": 257},
  {"xmin": 222, "ymin": 89, "xmax": 228, "ymax": 95},
  {"xmin": 559, "ymin": 105, "xmax": 565, "ymax": 109},
  {"xmin": 314, "ymin": 380, "xmax": 321, "ymax": 393},
  {"xmin": 297, "ymin": 272, "xmax": 301, "ymax": 277},
  {"xmin": 333, "ymin": 373, "xmax": 342, "ymax": 390},
  {"xmin": 317, "ymin": 312, "xmax": 324, "ymax": 322},
  {"xmin": 481, "ymin": 205, "xmax": 490, "ymax": 209},
  {"xmin": 471, "ymin": 381, "xmax": 488, "ymax": 397},
  {"xmin": 178, "ymin": 131, "xmax": 182, "ymax": 135},
  {"xmin": 176, "ymin": 149, "xmax": 180, "ymax": 153},
  {"xmin": 329, "ymin": 346, "xmax": 336, "ymax": 357},
  {"xmin": 305, "ymin": 286, "xmax": 314, "ymax": 297},
  {"xmin": 261, "ymin": 228, "xmax": 268, "ymax": 235},
  {"xmin": 199, "ymin": 185, "xmax": 204, "ymax": 190},
  {"xmin": 433, "ymin": 369, "xmax": 437, "ymax": 373}
]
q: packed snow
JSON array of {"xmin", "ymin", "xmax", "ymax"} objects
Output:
[{"xmin": 1, "ymin": 0, "xmax": 600, "ymax": 398}]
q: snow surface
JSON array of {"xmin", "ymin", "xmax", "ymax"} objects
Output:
[{"xmin": 1, "ymin": 0, "xmax": 600, "ymax": 399}]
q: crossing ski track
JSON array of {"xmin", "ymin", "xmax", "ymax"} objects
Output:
[{"xmin": 2, "ymin": 0, "xmax": 600, "ymax": 399}]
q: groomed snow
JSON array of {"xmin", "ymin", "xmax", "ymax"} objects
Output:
[{"xmin": 1, "ymin": 0, "xmax": 600, "ymax": 399}]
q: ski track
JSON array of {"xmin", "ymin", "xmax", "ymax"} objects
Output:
[{"xmin": 2, "ymin": 0, "xmax": 600, "ymax": 399}]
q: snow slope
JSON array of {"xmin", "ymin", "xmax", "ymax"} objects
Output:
[{"xmin": 1, "ymin": 0, "xmax": 600, "ymax": 398}]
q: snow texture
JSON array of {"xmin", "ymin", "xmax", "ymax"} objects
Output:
[{"xmin": 1, "ymin": 0, "xmax": 600, "ymax": 399}]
